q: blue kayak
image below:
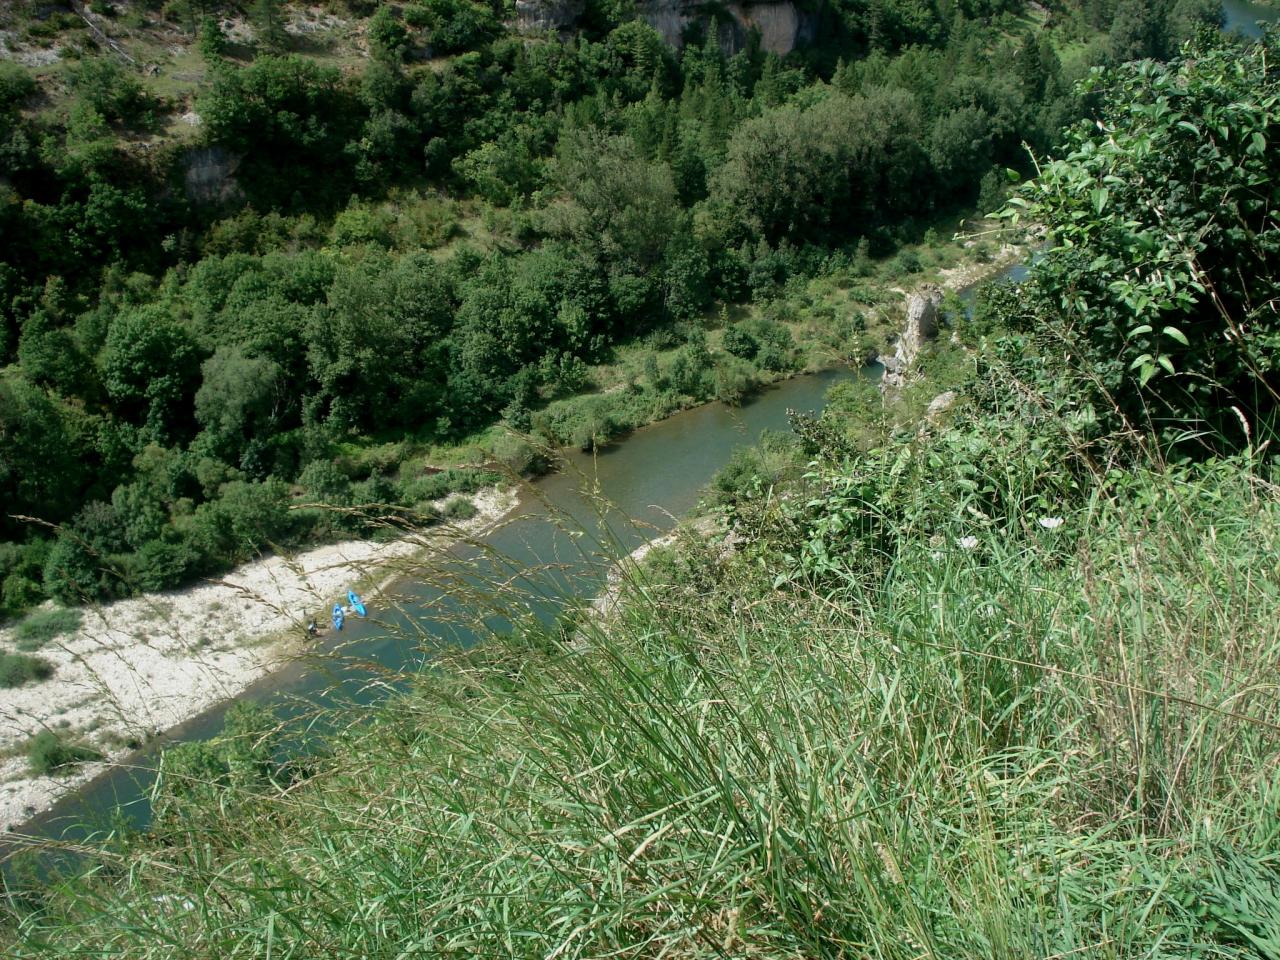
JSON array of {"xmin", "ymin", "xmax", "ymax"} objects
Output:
[
  {"xmin": 347, "ymin": 590, "xmax": 367, "ymax": 617},
  {"xmin": 332, "ymin": 603, "xmax": 345, "ymax": 631}
]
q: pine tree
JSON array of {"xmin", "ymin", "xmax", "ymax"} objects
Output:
[{"xmin": 252, "ymin": 0, "xmax": 287, "ymax": 54}]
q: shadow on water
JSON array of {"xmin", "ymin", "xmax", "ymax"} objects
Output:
[{"xmin": 2, "ymin": 366, "xmax": 866, "ymax": 881}]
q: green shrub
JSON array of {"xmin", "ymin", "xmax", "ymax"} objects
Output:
[
  {"xmin": 3, "ymin": 573, "xmax": 44, "ymax": 615},
  {"xmin": 0, "ymin": 651, "xmax": 54, "ymax": 687},
  {"xmin": 133, "ymin": 539, "xmax": 203, "ymax": 593},
  {"xmin": 408, "ymin": 0, "xmax": 498, "ymax": 53},
  {"xmin": 891, "ymin": 249, "xmax": 923, "ymax": 274},
  {"xmin": 0, "ymin": 62, "xmax": 36, "ymax": 112},
  {"xmin": 65, "ymin": 57, "xmax": 154, "ymax": 126},
  {"xmin": 712, "ymin": 357, "xmax": 760, "ymax": 406},
  {"xmin": 441, "ymin": 496, "xmax": 478, "ymax": 521},
  {"xmin": 1009, "ymin": 34, "xmax": 1280, "ymax": 444},
  {"xmin": 26, "ymin": 731, "xmax": 103, "ymax": 776},
  {"xmin": 14, "ymin": 608, "xmax": 82, "ymax": 651},
  {"xmin": 42, "ymin": 533, "xmax": 122, "ymax": 606},
  {"xmin": 298, "ymin": 460, "xmax": 352, "ymax": 502},
  {"xmin": 398, "ymin": 469, "xmax": 500, "ymax": 504},
  {"xmin": 722, "ymin": 324, "xmax": 758, "ymax": 360}
]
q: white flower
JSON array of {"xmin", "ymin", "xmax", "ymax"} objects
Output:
[
  {"xmin": 1038, "ymin": 517, "xmax": 1064, "ymax": 530},
  {"xmin": 957, "ymin": 536, "xmax": 979, "ymax": 550}
]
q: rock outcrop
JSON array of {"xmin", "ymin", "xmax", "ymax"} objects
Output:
[
  {"xmin": 638, "ymin": 0, "xmax": 814, "ymax": 54},
  {"xmin": 514, "ymin": 0, "xmax": 585, "ymax": 33},
  {"xmin": 880, "ymin": 284, "xmax": 943, "ymax": 393},
  {"xmin": 924, "ymin": 390, "xmax": 957, "ymax": 422},
  {"xmin": 514, "ymin": 0, "xmax": 813, "ymax": 55},
  {"xmin": 183, "ymin": 147, "xmax": 243, "ymax": 206}
]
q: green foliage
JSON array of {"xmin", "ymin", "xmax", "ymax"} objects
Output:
[
  {"xmin": 100, "ymin": 306, "xmax": 201, "ymax": 440},
  {"xmin": 25, "ymin": 731, "xmax": 99, "ymax": 775},
  {"xmin": 251, "ymin": 0, "xmax": 288, "ymax": 54},
  {"xmin": 409, "ymin": 0, "xmax": 500, "ymax": 54},
  {"xmin": 198, "ymin": 16, "xmax": 227, "ymax": 62},
  {"xmin": 721, "ymin": 323, "xmax": 758, "ymax": 360},
  {"xmin": 199, "ymin": 56, "xmax": 358, "ymax": 206},
  {"xmin": 1007, "ymin": 31, "xmax": 1280, "ymax": 445},
  {"xmin": 65, "ymin": 59, "xmax": 154, "ymax": 127},
  {"xmin": 152, "ymin": 702, "xmax": 283, "ymax": 826},
  {"xmin": 0, "ymin": 651, "xmax": 54, "ymax": 689},
  {"xmin": 13, "ymin": 607, "xmax": 82, "ymax": 651},
  {"xmin": 367, "ymin": 6, "xmax": 411, "ymax": 63},
  {"xmin": 440, "ymin": 496, "xmax": 478, "ymax": 520},
  {"xmin": 0, "ymin": 63, "xmax": 37, "ymax": 112},
  {"xmin": 187, "ymin": 478, "xmax": 293, "ymax": 564},
  {"xmin": 0, "ymin": 374, "xmax": 95, "ymax": 537}
]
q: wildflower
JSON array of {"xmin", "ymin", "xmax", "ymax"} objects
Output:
[
  {"xmin": 957, "ymin": 536, "xmax": 979, "ymax": 550},
  {"xmin": 1038, "ymin": 517, "xmax": 1064, "ymax": 530}
]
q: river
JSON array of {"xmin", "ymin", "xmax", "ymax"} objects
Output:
[
  {"xmin": 1223, "ymin": 0, "xmax": 1279, "ymax": 37},
  {"xmin": 7, "ymin": 366, "xmax": 868, "ymax": 866}
]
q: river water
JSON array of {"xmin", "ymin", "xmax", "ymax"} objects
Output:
[
  {"xmin": 9, "ymin": 366, "xmax": 866, "ymax": 860},
  {"xmin": 1223, "ymin": 0, "xmax": 1279, "ymax": 37}
]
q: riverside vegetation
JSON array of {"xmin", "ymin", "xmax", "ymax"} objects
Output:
[
  {"xmin": 4, "ymin": 20, "xmax": 1280, "ymax": 959},
  {"xmin": 0, "ymin": 0, "xmax": 1220, "ymax": 629}
]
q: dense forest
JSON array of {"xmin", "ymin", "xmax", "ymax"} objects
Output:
[{"xmin": 0, "ymin": 0, "xmax": 1221, "ymax": 615}]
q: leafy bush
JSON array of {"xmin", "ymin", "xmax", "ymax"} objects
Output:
[
  {"xmin": 2, "ymin": 573, "xmax": 44, "ymax": 615},
  {"xmin": 0, "ymin": 651, "xmax": 54, "ymax": 688},
  {"xmin": 397, "ymin": 469, "xmax": 499, "ymax": 505},
  {"xmin": 14, "ymin": 607, "xmax": 82, "ymax": 651},
  {"xmin": 26, "ymin": 731, "xmax": 103, "ymax": 776},
  {"xmin": 42, "ymin": 533, "xmax": 122, "ymax": 606},
  {"xmin": 65, "ymin": 58, "xmax": 154, "ymax": 127},
  {"xmin": 440, "ymin": 496, "xmax": 478, "ymax": 521},
  {"xmin": 408, "ymin": 0, "xmax": 499, "ymax": 53},
  {"xmin": 133, "ymin": 538, "xmax": 204, "ymax": 592},
  {"xmin": 712, "ymin": 357, "xmax": 760, "ymax": 406},
  {"xmin": 721, "ymin": 324, "xmax": 758, "ymax": 360},
  {"xmin": 1007, "ymin": 32, "xmax": 1280, "ymax": 444},
  {"xmin": 0, "ymin": 62, "xmax": 36, "ymax": 112}
]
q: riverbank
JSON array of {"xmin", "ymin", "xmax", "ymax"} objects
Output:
[
  {"xmin": 0, "ymin": 233, "xmax": 1030, "ymax": 839},
  {"xmin": 0, "ymin": 486, "xmax": 518, "ymax": 833}
]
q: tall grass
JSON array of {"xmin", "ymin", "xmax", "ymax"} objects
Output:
[{"xmin": 5, "ymin": 459, "xmax": 1280, "ymax": 957}]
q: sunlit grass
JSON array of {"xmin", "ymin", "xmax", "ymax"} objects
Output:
[{"xmin": 6, "ymin": 459, "xmax": 1279, "ymax": 957}]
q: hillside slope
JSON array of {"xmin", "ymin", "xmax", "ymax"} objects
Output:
[{"xmin": 5, "ymin": 27, "xmax": 1280, "ymax": 958}]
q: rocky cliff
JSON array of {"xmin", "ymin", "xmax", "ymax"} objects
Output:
[
  {"xmin": 514, "ymin": 0, "xmax": 585, "ymax": 34},
  {"xmin": 515, "ymin": 0, "xmax": 814, "ymax": 55},
  {"xmin": 880, "ymin": 284, "xmax": 943, "ymax": 393}
]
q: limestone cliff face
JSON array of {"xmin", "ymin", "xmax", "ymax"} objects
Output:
[
  {"xmin": 880, "ymin": 284, "xmax": 944, "ymax": 393},
  {"xmin": 514, "ymin": 0, "xmax": 585, "ymax": 34},
  {"xmin": 514, "ymin": 0, "xmax": 814, "ymax": 56}
]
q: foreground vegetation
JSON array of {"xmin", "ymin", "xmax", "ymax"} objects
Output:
[
  {"xmin": 4, "ymin": 25, "xmax": 1280, "ymax": 957},
  {"xmin": 0, "ymin": 0, "xmax": 1223, "ymax": 618}
]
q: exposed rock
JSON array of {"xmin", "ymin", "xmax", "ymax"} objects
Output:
[
  {"xmin": 924, "ymin": 390, "xmax": 958, "ymax": 422},
  {"xmin": 879, "ymin": 284, "xmax": 943, "ymax": 394},
  {"xmin": 515, "ymin": 0, "xmax": 586, "ymax": 33},
  {"xmin": 637, "ymin": 0, "xmax": 814, "ymax": 54},
  {"xmin": 722, "ymin": 1, "xmax": 814, "ymax": 55},
  {"xmin": 515, "ymin": 0, "xmax": 812, "ymax": 55},
  {"xmin": 183, "ymin": 147, "xmax": 242, "ymax": 206}
]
